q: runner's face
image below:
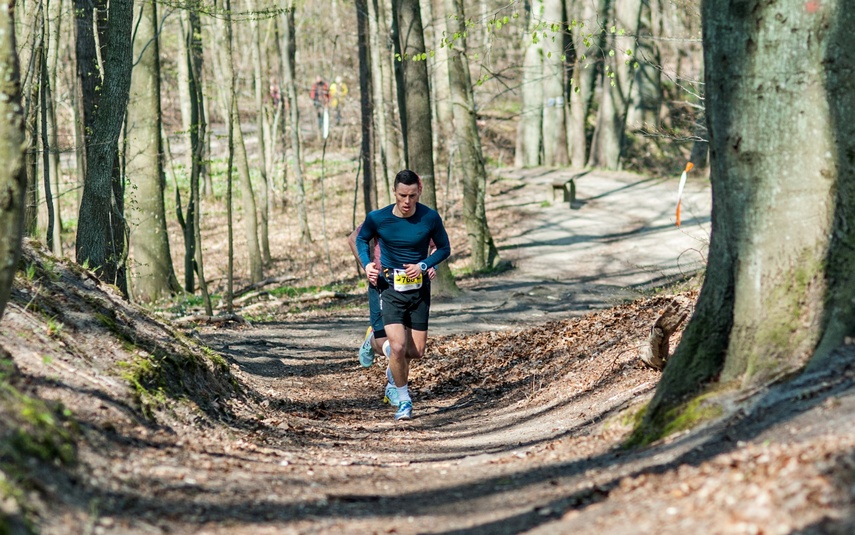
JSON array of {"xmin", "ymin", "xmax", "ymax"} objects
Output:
[{"xmin": 394, "ymin": 183, "xmax": 420, "ymax": 216}]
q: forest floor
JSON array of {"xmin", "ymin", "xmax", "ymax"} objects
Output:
[{"xmin": 2, "ymin": 166, "xmax": 855, "ymax": 534}]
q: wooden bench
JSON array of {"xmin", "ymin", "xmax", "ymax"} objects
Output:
[{"xmin": 550, "ymin": 171, "xmax": 587, "ymax": 209}]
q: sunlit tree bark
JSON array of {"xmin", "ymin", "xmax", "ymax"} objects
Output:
[
  {"xmin": 394, "ymin": 0, "xmax": 460, "ymax": 297},
  {"xmin": 45, "ymin": 0, "xmax": 63, "ymax": 255},
  {"xmin": 516, "ymin": 0, "xmax": 543, "ymax": 167},
  {"xmin": 443, "ymin": 0, "xmax": 500, "ymax": 271},
  {"xmin": 356, "ymin": 0, "xmax": 376, "ymax": 216},
  {"xmin": 541, "ymin": 0, "xmax": 569, "ymax": 166},
  {"xmin": 566, "ymin": 0, "xmax": 607, "ymax": 167},
  {"xmin": 0, "ymin": 0, "xmax": 27, "ymax": 320},
  {"xmin": 587, "ymin": 0, "xmax": 641, "ymax": 170},
  {"xmin": 280, "ymin": 0, "xmax": 312, "ymax": 243},
  {"xmin": 249, "ymin": 0, "xmax": 272, "ymax": 265},
  {"xmin": 368, "ymin": 0, "xmax": 392, "ymax": 203},
  {"xmin": 126, "ymin": 0, "xmax": 181, "ymax": 302}
]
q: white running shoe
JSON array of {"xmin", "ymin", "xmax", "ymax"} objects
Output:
[{"xmin": 394, "ymin": 400, "xmax": 413, "ymax": 420}]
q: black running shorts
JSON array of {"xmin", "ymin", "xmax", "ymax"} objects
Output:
[{"xmin": 378, "ymin": 276, "xmax": 431, "ymax": 331}]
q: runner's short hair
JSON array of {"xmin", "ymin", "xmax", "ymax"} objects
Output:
[{"xmin": 394, "ymin": 169, "xmax": 421, "ymax": 189}]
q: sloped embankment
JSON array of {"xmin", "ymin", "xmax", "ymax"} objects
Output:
[{"xmin": 0, "ymin": 240, "xmax": 244, "ymax": 532}]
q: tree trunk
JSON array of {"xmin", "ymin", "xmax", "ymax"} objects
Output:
[
  {"xmin": 186, "ymin": 4, "xmax": 212, "ymax": 315},
  {"xmin": 430, "ymin": 0, "xmax": 453, "ymax": 187},
  {"xmin": 634, "ymin": 0, "xmax": 855, "ymax": 444},
  {"xmin": 213, "ymin": 2, "xmax": 264, "ymax": 285},
  {"xmin": 280, "ymin": 1, "xmax": 312, "ymax": 244},
  {"xmin": 567, "ymin": 0, "xmax": 604, "ymax": 167},
  {"xmin": 368, "ymin": 0, "xmax": 392, "ymax": 204},
  {"xmin": 390, "ymin": 0, "xmax": 409, "ymax": 165},
  {"xmin": 587, "ymin": 0, "xmax": 642, "ymax": 170},
  {"xmin": 443, "ymin": 0, "xmax": 501, "ymax": 271},
  {"xmin": 0, "ymin": 0, "xmax": 27, "ymax": 321},
  {"xmin": 126, "ymin": 0, "xmax": 181, "ymax": 302},
  {"xmin": 249, "ymin": 0, "xmax": 272, "ymax": 265},
  {"xmin": 356, "ymin": 0, "xmax": 376, "ymax": 217},
  {"xmin": 517, "ymin": 0, "xmax": 543, "ymax": 167},
  {"xmin": 376, "ymin": 0, "xmax": 403, "ymax": 179},
  {"xmin": 394, "ymin": 0, "xmax": 460, "ymax": 297},
  {"xmin": 625, "ymin": 0, "xmax": 662, "ymax": 130},
  {"xmin": 45, "ymin": 0, "xmax": 63, "ymax": 255},
  {"xmin": 23, "ymin": 10, "xmax": 42, "ymax": 238},
  {"xmin": 541, "ymin": 0, "xmax": 569, "ymax": 166},
  {"xmin": 74, "ymin": 0, "xmax": 134, "ymax": 295},
  {"xmin": 39, "ymin": 17, "xmax": 55, "ymax": 253}
]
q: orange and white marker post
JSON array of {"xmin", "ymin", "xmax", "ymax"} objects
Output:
[{"xmin": 676, "ymin": 162, "xmax": 694, "ymax": 227}]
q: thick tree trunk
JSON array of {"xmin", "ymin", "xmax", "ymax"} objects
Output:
[
  {"xmin": 517, "ymin": 0, "xmax": 543, "ymax": 167},
  {"xmin": 394, "ymin": 0, "xmax": 460, "ymax": 297},
  {"xmin": 357, "ymin": 0, "xmax": 376, "ymax": 217},
  {"xmin": 280, "ymin": 1, "xmax": 312, "ymax": 244},
  {"xmin": 444, "ymin": 0, "xmax": 501, "ymax": 271},
  {"xmin": 635, "ymin": 0, "xmax": 855, "ymax": 444},
  {"xmin": 126, "ymin": 0, "xmax": 181, "ymax": 302},
  {"xmin": 541, "ymin": 0, "xmax": 569, "ymax": 166},
  {"xmin": 0, "ymin": 0, "xmax": 27, "ymax": 321},
  {"xmin": 588, "ymin": 0, "xmax": 642, "ymax": 170},
  {"xmin": 74, "ymin": 0, "xmax": 134, "ymax": 295}
]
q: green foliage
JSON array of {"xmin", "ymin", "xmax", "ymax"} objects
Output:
[{"xmin": 45, "ymin": 317, "xmax": 63, "ymax": 338}]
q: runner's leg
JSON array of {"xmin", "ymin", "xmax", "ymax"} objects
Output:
[{"xmin": 384, "ymin": 323, "xmax": 410, "ymax": 390}]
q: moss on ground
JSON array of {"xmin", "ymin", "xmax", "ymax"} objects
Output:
[
  {"xmin": 0, "ymin": 355, "xmax": 77, "ymax": 535},
  {"xmin": 626, "ymin": 389, "xmax": 725, "ymax": 447}
]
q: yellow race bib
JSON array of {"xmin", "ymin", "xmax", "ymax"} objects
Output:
[{"xmin": 392, "ymin": 269, "xmax": 423, "ymax": 291}]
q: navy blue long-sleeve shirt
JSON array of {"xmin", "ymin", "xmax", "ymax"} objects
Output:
[{"xmin": 356, "ymin": 203, "xmax": 450, "ymax": 271}]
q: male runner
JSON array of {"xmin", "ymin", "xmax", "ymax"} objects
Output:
[
  {"xmin": 355, "ymin": 170, "xmax": 451, "ymax": 420},
  {"xmin": 347, "ymin": 227, "xmax": 436, "ymax": 408}
]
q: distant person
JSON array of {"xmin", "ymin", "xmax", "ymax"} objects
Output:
[
  {"xmin": 310, "ymin": 75, "xmax": 329, "ymax": 135},
  {"xmin": 269, "ymin": 78, "xmax": 281, "ymax": 109},
  {"xmin": 355, "ymin": 170, "xmax": 451, "ymax": 421},
  {"xmin": 329, "ymin": 76, "xmax": 348, "ymax": 125}
]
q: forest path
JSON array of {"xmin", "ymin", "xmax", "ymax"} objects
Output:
[
  {"xmin": 183, "ymin": 168, "xmax": 723, "ymax": 534},
  {"xmin": 429, "ymin": 167, "xmax": 711, "ymax": 333}
]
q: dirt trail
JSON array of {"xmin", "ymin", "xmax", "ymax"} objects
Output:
[
  {"xmin": 430, "ymin": 168, "xmax": 711, "ymax": 332},
  {"xmin": 172, "ymin": 170, "xmax": 854, "ymax": 535},
  {"xmin": 13, "ymin": 168, "xmax": 855, "ymax": 534}
]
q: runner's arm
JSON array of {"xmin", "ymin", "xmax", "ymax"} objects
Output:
[
  {"xmin": 422, "ymin": 217, "xmax": 451, "ymax": 269},
  {"xmin": 347, "ymin": 226, "xmax": 362, "ymax": 265},
  {"xmin": 355, "ymin": 219, "xmax": 376, "ymax": 268}
]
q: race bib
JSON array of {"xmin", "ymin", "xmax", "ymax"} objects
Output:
[{"xmin": 393, "ymin": 269, "xmax": 422, "ymax": 291}]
